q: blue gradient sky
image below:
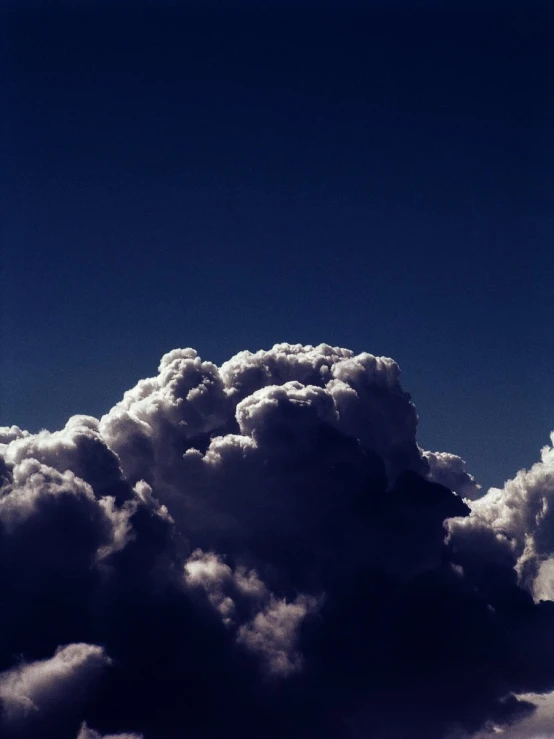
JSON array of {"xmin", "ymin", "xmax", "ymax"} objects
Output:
[{"xmin": 2, "ymin": 2, "xmax": 553, "ymax": 491}]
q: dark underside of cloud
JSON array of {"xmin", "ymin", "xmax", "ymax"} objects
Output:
[{"xmin": 1, "ymin": 343, "xmax": 554, "ymax": 739}]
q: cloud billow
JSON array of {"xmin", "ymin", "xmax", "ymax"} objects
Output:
[{"xmin": 1, "ymin": 342, "xmax": 553, "ymax": 738}]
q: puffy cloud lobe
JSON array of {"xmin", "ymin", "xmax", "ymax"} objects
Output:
[
  {"xmin": 184, "ymin": 549, "xmax": 266, "ymax": 625},
  {"xmin": 1, "ymin": 342, "xmax": 554, "ymax": 739},
  {"xmin": 184, "ymin": 549, "xmax": 320, "ymax": 675},
  {"xmin": 0, "ymin": 427, "xmax": 174, "ymax": 708},
  {"xmin": 101, "ymin": 343, "xmax": 423, "ymax": 498},
  {"xmin": 448, "ymin": 433, "xmax": 554, "ymax": 598},
  {"xmin": 3, "ymin": 416, "xmax": 127, "ymax": 500},
  {"xmin": 219, "ymin": 343, "xmax": 355, "ymax": 398},
  {"xmin": 0, "ymin": 457, "xmax": 128, "ymax": 661},
  {"xmin": 223, "ymin": 344, "xmax": 424, "ymax": 477},
  {"xmin": 99, "ymin": 349, "xmax": 231, "ymax": 486},
  {"xmin": 0, "ymin": 644, "xmax": 110, "ymax": 737},
  {"xmin": 0, "ymin": 426, "xmax": 29, "ymax": 445},
  {"xmin": 235, "ymin": 382, "xmax": 338, "ymax": 444},
  {"xmin": 475, "ymin": 691, "xmax": 554, "ymax": 739},
  {"xmin": 76, "ymin": 724, "xmax": 143, "ymax": 739},
  {"xmin": 424, "ymin": 449, "xmax": 482, "ymax": 499},
  {"xmin": 0, "ymin": 454, "xmax": 138, "ymax": 568},
  {"xmin": 236, "ymin": 594, "xmax": 319, "ymax": 677}
]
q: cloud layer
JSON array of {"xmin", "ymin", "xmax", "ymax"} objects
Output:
[{"xmin": 1, "ymin": 343, "xmax": 553, "ymax": 738}]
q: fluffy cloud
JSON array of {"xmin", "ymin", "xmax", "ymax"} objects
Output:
[
  {"xmin": 448, "ymin": 432, "xmax": 554, "ymax": 596},
  {"xmin": 184, "ymin": 549, "xmax": 267, "ymax": 625},
  {"xmin": 1, "ymin": 342, "xmax": 554, "ymax": 738},
  {"xmin": 236, "ymin": 593, "xmax": 319, "ymax": 676},
  {"xmin": 76, "ymin": 723, "xmax": 143, "ymax": 739},
  {"xmin": 0, "ymin": 644, "xmax": 110, "ymax": 737},
  {"xmin": 424, "ymin": 449, "xmax": 482, "ymax": 499},
  {"xmin": 184, "ymin": 548, "xmax": 320, "ymax": 674}
]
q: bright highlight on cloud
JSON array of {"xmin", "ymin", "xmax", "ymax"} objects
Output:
[
  {"xmin": 0, "ymin": 644, "xmax": 110, "ymax": 735},
  {"xmin": 76, "ymin": 723, "xmax": 143, "ymax": 739},
  {"xmin": 1, "ymin": 343, "xmax": 554, "ymax": 738}
]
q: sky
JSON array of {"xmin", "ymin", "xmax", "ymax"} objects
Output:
[
  {"xmin": 2, "ymin": 2, "xmax": 553, "ymax": 493},
  {"xmin": 2, "ymin": 7, "xmax": 554, "ymax": 735}
]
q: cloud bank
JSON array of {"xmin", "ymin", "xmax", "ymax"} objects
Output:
[{"xmin": 1, "ymin": 342, "xmax": 553, "ymax": 738}]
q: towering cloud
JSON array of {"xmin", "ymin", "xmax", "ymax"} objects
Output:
[{"xmin": 1, "ymin": 343, "xmax": 553, "ymax": 738}]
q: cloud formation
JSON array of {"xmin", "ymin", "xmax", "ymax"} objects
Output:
[
  {"xmin": 1, "ymin": 342, "xmax": 554, "ymax": 738},
  {"xmin": 423, "ymin": 449, "xmax": 482, "ymax": 499},
  {"xmin": 0, "ymin": 644, "xmax": 110, "ymax": 737},
  {"xmin": 76, "ymin": 723, "xmax": 143, "ymax": 739}
]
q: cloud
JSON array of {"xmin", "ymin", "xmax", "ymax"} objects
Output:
[
  {"xmin": 1, "ymin": 342, "xmax": 554, "ymax": 738},
  {"xmin": 423, "ymin": 449, "xmax": 482, "ymax": 499},
  {"xmin": 236, "ymin": 593, "xmax": 320, "ymax": 676},
  {"xmin": 447, "ymin": 432, "xmax": 554, "ymax": 596},
  {"xmin": 76, "ymin": 722, "xmax": 143, "ymax": 739},
  {"xmin": 472, "ymin": 690, "xmax": 554, "ymax": 739},
  {"xmin": 0, "ymin": 644, "xmax": 110, "ymax": 736},
  {"xmin": 184, "ymin": 548, "xmax": 267, "ymax": 625},
  {"xmin": 184, "ymin": 548, "xmax": 320, "ymax": 674}
]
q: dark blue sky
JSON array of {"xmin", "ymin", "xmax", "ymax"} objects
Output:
[{"xmin": 2, "ymin": 2, "xmax": 553, "ymax": 491}]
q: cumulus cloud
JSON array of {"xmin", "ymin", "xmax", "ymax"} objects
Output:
[
  {"xmin": 184, "ymin": 548, "xmax": 266, "ymax": 625},
  {"xmin": 76, "ymin": 723, "xmax": 143, "ymax": 739},
  {"xmin": 236, "ymin": 593, "xmax": 319, "ymax": 676},
  {"xmin": 1, "ymin": 342, "xmax": 554, "ymax": 738},
  {"xmin": 184, "ymin": 548, "xmax": 320, "ymax": 674},
  {"xmin": 424, "ymin": 449, "xmax": 482, "ymax": 499},
  {"xmin": 0, "ymin": 644, "xmax": 110, "ymax": 736},
  {"xmin": 448, "ymin": 432, "xmax": 554, "ymax": 596}
]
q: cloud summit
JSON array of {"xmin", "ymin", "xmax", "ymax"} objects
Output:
[{"xmin": 1, "ymin": 342, "xmax": 554, "ymax": 739}]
